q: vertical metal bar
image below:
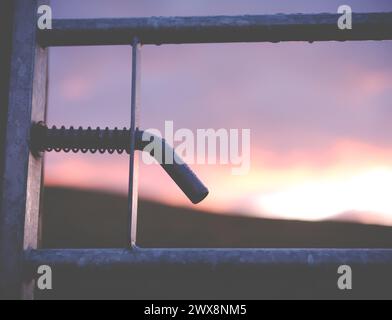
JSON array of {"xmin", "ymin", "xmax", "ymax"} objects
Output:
[
  {"xmin": 128, "ymin": 38, "xmax": 141, "ymax": 247},
  {"xmin": 0, "ymin": 0, "xmax": 48, "ymax": 299},
  {"xmin": 0, "ymin": 0, "xmax": 15, "ymax": 215}
]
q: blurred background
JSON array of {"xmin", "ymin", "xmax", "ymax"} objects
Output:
[{"xmin": 42, "ymin": 0, "xmax": 392, "ymax": 248}]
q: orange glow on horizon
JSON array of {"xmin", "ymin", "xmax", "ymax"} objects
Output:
[{"xmin": 45, "ymin": 138, "xmax": 392, "ymax": 226}]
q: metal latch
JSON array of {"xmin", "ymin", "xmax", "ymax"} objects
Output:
[{"xmin": 30, "ymin": 122, "xmax": 209, "ymax": 204}]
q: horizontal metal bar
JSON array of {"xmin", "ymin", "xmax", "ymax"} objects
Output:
[
  {"xmin": 25, "ymin": 248, "xmax": 392, "ymax": 269},
  {"xmin": 38, "ymin": 12, "xmax": 392, "ymax": 46},
  {"xmin": 27, "ymin": 248, "xmax": 392, "ymax": 299}
]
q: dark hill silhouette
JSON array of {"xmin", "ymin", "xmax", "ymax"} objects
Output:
[{"xmin": 42, "ymin": 186, "xmax": 392, "ymax": 248}]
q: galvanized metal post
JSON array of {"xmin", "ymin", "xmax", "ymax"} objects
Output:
[
  {"xmin": 128, "ymin": 38, "xmax": 141, "ymax": 247},
  {"xmin": 0, "ymin": 0, "xmax": 48, "ymax": 299},
  {"xmin": 0, "ymin": 0, "xmax": 14, "ymax": 217}
]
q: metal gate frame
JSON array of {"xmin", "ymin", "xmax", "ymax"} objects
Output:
[{"xmin": 1, "ymin": 0, "xmax": 392, "ymax": 299}]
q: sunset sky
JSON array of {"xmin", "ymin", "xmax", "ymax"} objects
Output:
[{"xmin": 44, "ymin": 0, "xmax": 392, "ymax": 225}]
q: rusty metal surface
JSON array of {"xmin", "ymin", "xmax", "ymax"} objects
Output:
[
  {"xmin": 0, "ymin": 0, "xmax": 48, "ymax": 299},
  {"xmin": 38, "ymin": 12, "xmax": 392, "ymax": 47}
]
